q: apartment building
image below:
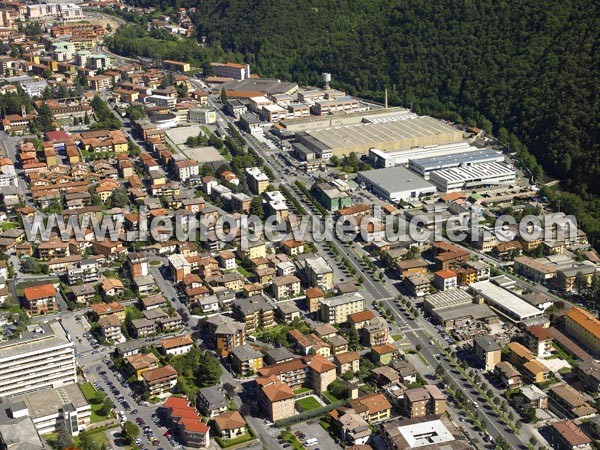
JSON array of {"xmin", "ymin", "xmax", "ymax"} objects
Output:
[
  {"xmin": 142, "ymin": 365, "xmax": 178, "ymax": 398},
  {"xmin": 160, "ymin": 335, "xmax": 194, "ymax": 356},
  {"xmin": 549, "ymin": 420, "xmax": 591, "ymax": 450},
  {"xmin": 522, "ymin": 360, "xmax": 551, "ymax": 385},
  {"xmin": 66, "ymin": 259, "xmax": 99, "ymax": 285},
  {"xmin": 305, "ymin": 355, "xmax": 337, "ymax": 394},
  {"xmin": 320, "ymin": 292, "xmax": 365, "ymax": 324},
  {"xmin": 433, "ymin": 270, "xmax": 458, "ymax": 291},
  {"xmin": 349, "ymin": 393, "xmax": 392, "ymax": 424},
  {"xmin": 473, "ymin": 335, "xmax": 501, "ymax": 372},
  {"xmin": 403, "ymin": 385, "xmax": 447, "ymax": 419},
  {"xmin": 258, "ymin": 358, "xmax": 307, "ymax": 389},
  {"xmin": 0, "ymin": 321, "xmax": 76, "ymax": 398},
  {"xmin": 211, "ymin": 62, "xmax": 250, "ymax": 80},
  {"xmin": 523, "ymin": 325, "xmax": 554, "ymax": 358},
  {"xmin": 98, "ymin": 315, "xmax": 124, "ymax": 343},
  {"xmin": 564, "ymin": 307, "xmax": 600, "ymax": 357},
  {"xmin": 548, "ymin": 384, "xmax": 596, "ymax": 419},
  {"xmin": 206, "ymin": 315, "xmax": 246, "ymax": 357},
  {"xmin": 230, "ymin": 344, "xmax": 263, "ymax": 377},
  {"xmin": 304, "ymin": 256, "xmax": 334, "ymax": 291},
  {"xmin": 245, "ymin": 167, "xmax": 269, "ymax": 194},
  {"xmin": 22, "ymin": 283, "xmax": 58, "ymax": 315},
  {"xmin": 257, "ymin": 376, "xmax": 295, "ymax": 422},
  {"xmin": 174, "ymin": 159, "xmax": 199, "ymax": 182},
  {"xmin": 196, "ymin": 386, "xmax": 228, "ymax": 418},
  {"xmin": 125, "ymin": 353, "xmax": 159, "ymax": 380},
  {"xmin": 271, "ymin": 275, "xmax": 301, "ymax": 300},
  {"xmin": 162, "ymin": 396, "xmax": 210, "ymax": 448},
  {"xmin": 231, "ymin": 295, "xmax": 275, "ymax": 332},
  {"xmin": 334, "ymin": 351, "xmax": 360, "ymax": 375},
  {"xmin": 305, "ymin": 287, "xmax": 325, "ymax": 313}
]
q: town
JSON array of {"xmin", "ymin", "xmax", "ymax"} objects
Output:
[{"xmin": 0, "ymin": 3, "xmax": 599, "ymax": 450}]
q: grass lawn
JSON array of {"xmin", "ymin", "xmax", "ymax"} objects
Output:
[
  {"xmin": 392, "ymin": 334, "xmax": 403, "ymax": 341},
  {"xmin": 295, "ymin": 396, "xmax": 321, "ymax": 411},
  {"xmin": 79, "ymin": 382, "xmax": 96, "ymax": 400},
  {"xmin": 215, "ymin": 432, "xmax": 254, "ymax": 448},
  {"xmin": 322, "ymin": 391, "xmax": 340, "ymax": 404},
  {"xmin": 294, "ymin": 387, "xmax": 311, "ymax": 395},
  {"xmin": 79, "ymin": 383, "xmax": 110, "ymax": 423},
  {"xmin": 150, "ymin": 260, "xmax": 162, "ymax": 266},
  {"xmin": 236, "ymin": 266, "xmax": 253, "ymax": 278},
  {"xmin": 1, "ymin": 222, "xmax": 17, "ymax": 231},
  {"xmin": 280, "ymin": 432, "xmax": 303, "ymax": 450}
]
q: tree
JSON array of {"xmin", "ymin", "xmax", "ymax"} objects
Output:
[
  {"xmin": 194, "ymin": 351, "xmax": 222, "ymax": 388},
  {"xmin": 122, "ymin": 421, "xmax": 139, "ymax": 445},
  {"xmin": 347, "ymin": 326, "xmax": 360, "ymax": 351},
  {"xmin": 435, "ymin": 363, "xmax": 445, "ymax": 378},
  {"xmin": 249, "ymin": 196, "xmax": 264, "ymax": 219},
  {"xmin": 100, "ymin": 397, "xmax": 114, "ymax": 416},
  {"xmin": 111, "ymin": 189, "xmax": 129, "ymax": 208},
  {"xmin": 35, "ymin": 102, "xmax": 54, "ymax": 132},
  {"xmin": 328, "ymin": 379, "xmax": 349, "ymax": 399},
  {"xmin": 56, "ymin": 422, "xmax": 74, "ymax": 449},
  {"xmin": 342, "ymin": 370, "xmax": 354, "ymax": 381},
  {"xmin": 220, "ymin": 88, "xmax": 228, "ymax": 104},
  {"xmin": 106, "ymin": 23, "xmax": 112, "ymax": 32}
]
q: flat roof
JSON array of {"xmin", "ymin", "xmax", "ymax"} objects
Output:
[
  {"xmin": 0, "ymin": 321, "xmax": 71, "ymax": 360},
  {"xmin": 409, "ymin": 148, "xmax": 503, "ymax": 170},
  {"xmin": 219, "ymin": 78, "xmax": 298, "ymax": 95},
  {"xmin": 469, "ymin": 280, "xmax": 543, "ymax": 322},
  {"xmin": 9, "ymin": 384, "xmax": 88, "ymax": 419},
  {"xmin": 424, "ymin": 289, "xmax": 473, "ymax": 310},
  {"xmin": 358, "ymin": 166, "xmax": 435, "ymax": 195},
  {"xmin": 303, "ymin": 116, "xmax": 460, "ymax": 151},
  {"xmin": 429, "ymin": 162, "xmax": 514, "ymax": 183},
  {"xmin": 398, "ymin": 418, "xmax": 454, "ymax": 447}
]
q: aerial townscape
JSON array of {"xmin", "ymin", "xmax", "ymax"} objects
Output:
[{"xmin": 0, "ymin": 2, "xmax": 598, "ymax": 450}]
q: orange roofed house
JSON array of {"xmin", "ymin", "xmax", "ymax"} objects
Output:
[
  {"xmin": 142, "ymin": 365, "xmax": 178, "ymax": 398},
  {"xmin": 256, "ymin": 375, "xmax": 295, "ymax": 422},
  {"xmin": 161, "ymin": 396, "xmax": 210, "ymax": 448},
  {"xmin": 23, "ymin": 283, "xmax": 58, "ymax": 315},
  {"xmin": 564, "ymin": 307, "xmax": 600, "ymax": 357}
]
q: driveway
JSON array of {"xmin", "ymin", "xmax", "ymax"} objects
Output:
[{"xmin": 291, "ymin": 420, "xmax": 341, "ymax": 450}]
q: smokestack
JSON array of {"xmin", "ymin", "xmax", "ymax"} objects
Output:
[{"xmin": 384, "ymin": 89, "xmax": 388, "ymax": 109}]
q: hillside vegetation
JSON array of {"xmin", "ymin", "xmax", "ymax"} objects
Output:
[{"xmin": 113, "ymin": 0, "xmax": 600, "ymax": 244}]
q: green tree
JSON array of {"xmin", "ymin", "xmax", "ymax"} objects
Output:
[
  {"xmin": 249, "ymin": 196, "xmax": 264, "ymax": 219},
  {"xmin": 220, "ymin": 88, "xmax": 228, "ymax": 104},
  {"xmin": 122, "ymin": 421, "xmax": 139, "ymax": 445},
  {"xmin": 55, "ymin": 422, "xmax": 74, "ymax": 449},
  {"xmin": 194, "ymin": 351, "xmax": 222, "ymax": 388},
  {"xmin": 328, "ymin": 379, "xmax": 349, "ymax": 399},
  {"xmin": 347, "ymin": 326, "xmax": 360, "ymax": 351},
  {"xmin": 111, "ymin": 188, "xmax": 129, "ymax": 208},
  {"xmin": 100, "ymin": 397, "xmax": 114, "ymax": 416}
]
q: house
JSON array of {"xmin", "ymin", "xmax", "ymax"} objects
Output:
[
  {"xmin": 257, "ymin": 376, "xmax": 295, "ymax": 422},
  {"xmin": 433, "ymin": 270, "xmax": 458, "ymax": 291},
  {"xmin": 196, "ymin": 386, "xmax": 228, "ymax": 418},
  {"xmin": 517, "ymin": 384, "xmax": 548, "ymax": 410},
  {"xmin": 473, "ymin": 335, "xmax": 501, "ymax": 372},
  {"xmin": 522, "ymin": 359, "xmax": 551, "ymax": 385},
  {"xmin": 101, "ymin": 278, "xmax": 124, "ymax": 297},
  {"xmin": 327, "ymin": 334, "xmax": 349, "ymax": 355},
  {"xmin": 142, "ymin": 365, "xmax": 178, "ymax": 398},
  {"xmin": 125, "ymin": 352, "xmax": 159, "ymax": 380},
  {"xmin": 390, "ymin": 360, "xmax": 418, "ymax": 385},
  {"xmin": 22, "ymin": 283, "xmax": 58, "ymax": 315},
  {"xmin": 90, "ymin": 301, "xmax": 125, "ymax": 321},
  {"xmin": 160, "ymin": 335, "xmax": 194, "ymax": 356},
  {"xmin": 276, "ymin": 301, "xmax": 302, "ymax": 323},
  {"xmin": 494, "ymin": 361, "xmax": 522, "ymax": 388},
  {"xmin": 334, "ymin": 351, "xmax": 360, "ymax": 375},
  {"xmin": 549, "ymin": 420, "xmax": 592, "ymax": 450},
  {"xmin": 370, "ymin": 343, "xmax": 398, "ymax": 365},
  {"xmin": 337, "ymin": 412, "xmax": 371, "ymax": 446},
  {"xmin": 403, "ymin": 385, "xmax": 446, "ymax": 419},
  {"xmin": 271, "ymin": 275, "xmax": 301, "ymax": 300},
  {"xmin": 305, "ymin": 287, "xmax": 324, "ymax": 313},
  {"xmin": 142, "ymin": 294, "xmax": 168, "ymax": 311},
  {"xmin": 288, "ymin": 330, "xmax": 330, "ymax": 357},
  {"xmin": 371, "ymin": 366, "xmax": 401, "ymax": 387},
  {"xmin": 349, "ymin": 393, "xmax": 392, "ymax": 424},
  {"xmin": 213, "ymin": 411, "xmax": 246, "ymax": 441},
  {"xmin": 230, "ymin": 344, "xmax": 264, "ymax": 377},
  {"xmin": 71, "ymin": 284, "xmax": 95, "ymax": 304},
  {"xmin": 348, "ymin": 310, "xmax": 375, "ymax": 330}
]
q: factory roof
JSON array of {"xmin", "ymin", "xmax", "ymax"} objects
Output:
[
  {"xmin": 469, "ymin": 280, "xmax": 543, "ymax": 322},
  {"xmin": 409, "ymin": 148, "xmax": 503, "ymax": 170},
  {"xmin": 358, "ymin": 166, "xmax": 435, "ymax": 194}
]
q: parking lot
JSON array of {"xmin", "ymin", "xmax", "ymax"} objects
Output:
[{"xmin": 291, "ymin": 420, "xmax": 340, "ymax": 450}]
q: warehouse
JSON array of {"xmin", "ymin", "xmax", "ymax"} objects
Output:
[
  {"xmin": 468, "ymin": 280, "xmax": 544, "ymax": 323},
  {"xmin": 423, "ymin": 289, "xmax": 497, "ymax": 329},
  {"xmin": 295, "ymin": 115, "xmax": 464, "ymax": 157},
  {"xmin": 409, "ymin": 149, "xmax": 505, "ymax": 179},
  {"xmin": 357, "ymin": 166, "xmax": 437, "ymax": 203},
  {"xmin": 370, "ymin": 142, "xmax": 476, "ymax": 168},
  {"xmin": 429, "ymin": 162, "xmax": 516, "ymax": 193}
]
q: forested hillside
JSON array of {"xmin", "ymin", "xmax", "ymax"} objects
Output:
[{"xmin": 111, "ymin": 0, "xmax": 599, "ymax": 243}]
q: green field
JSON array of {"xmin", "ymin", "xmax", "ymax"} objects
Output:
[
  {"xmin": 79, "ymin": 383, "xmax": 111, "ymax": 423},
  {"xmin": 295, "ymin": 396, "xmax": 321, "ymax": 411}
]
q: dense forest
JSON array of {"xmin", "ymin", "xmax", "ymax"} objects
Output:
[{"xmin": 111, "ymin": 0, "xmax": 599, "ymax": 245}]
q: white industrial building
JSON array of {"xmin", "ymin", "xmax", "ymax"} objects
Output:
[
  {"xmin": 468, "ymin": 279, "xmax": 544, "ymax": 323},
  {"xmin": 357, "ymin": 166, "xmax": 437, "ymax": 203},
  {"xmin": 429, "ymin": 162, "xmax": 516, "ymax": 193},
  {"xmin": 369, "ymin": 142, "xmax": 476, "ymax": 168},
  {"xmin": 408, "ymin": 149, "xmax": 505, "ymax": 179}
]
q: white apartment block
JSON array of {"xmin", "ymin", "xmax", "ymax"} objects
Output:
[
  {"xmin": 211, "ymin": 62, "xmax": 250, "ymax": 80},
  {"xmin": 0, "ymin": 321, "xmax": 76, "ymax": 398}
]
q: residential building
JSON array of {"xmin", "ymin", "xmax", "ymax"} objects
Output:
[
  {"xmin": 211, "ymin": 62, "xmax": 250, "ymax": 80},
  {"xmin": 549, "ymin": 420, "xmax": 592, "ymax": 450},
  {"xmin": 213, "ymin": 411, "xmax": 246, "ymax": 441},
  {"xmin": 494, "ymin": 361, "xmax": 521, "ymax": 388},
  {"xmin": 337, "ymin": 413, "xmax": 371, "ymax": 446},
  {"xmin": 206, "ymin": 315, "xmax": 246, "ymax": 357},
  {"xmin": 370, "ymin": 343, "xmax": 398, "ymax": 365},
  {"xmin": 524, "ymin": 325, "xmax": 554, "ymax": 358},
  {"xmin": 162, "ymin": 396, "xmax": 210, "ymax": 448},
  {"xmin": 196, "ymin": 386, "xmax": 228, "ymax": 418},
  {"xmin": 231, "ymin": 295, "xmax": 275, "ymax": 332},
  {"xmin": 564, "ymin": 307, "xmax": 600, "ymax": 357},
  {"xmin": 125, "ymin": 353, "xmax": 159, "ymax": 380},
  {"xmin": 349, "ymin": 393, "xmax": 392, "ymax": 424},
  {"xmin": 304, "ymin": 256, "xmax": 334, "ymax": 291},
  {"xmin": 403, "ymin": 385, "xmax": 446, "ymax": 419},
  {"xmin": 433, "ymin": 269, "xmax": 458, "ymax": 291},
  {"xmin": 160, "ymin": 335, "xmax": 194, "ymax": 356},
  {"xmin": 304, "ymin": 355, "xmax": 337, "ymax": 394},
  {"xmin": 574, "ymin": 359, "xmax": 600, "ymax": 392},
  {"xmin": 473, "ymin": 335, "xmax": 501, "ymax": 372},
  {"xmin": 131, "ymin": 318, "xmax": 156, "ymax": 338},
  {"xmin": 334, "ymin": 351, "xmax": 360, "ymax": 375},
  {"xmin": 522, "ymin": 360, "xmax": 551, "ymax": 385},
  {"xmin": 305, "ymin": 287, "xmax": 324, "ymax": 313},
  {"xmin": 230, "ymin": 345, "xmax": 263, "ymax": 376},
  {"xmin": 548, "ymin": 384, "xmax": 596, "ymax": 419},
  {"xmin": 97, "ymin": 315, "xmax": 124, "ymax": 343},
  {"xmin": 258, "ymin": 358, "xmax": 307, "ymax": 389},
  {"xmin": 90, "ymin": 302, "xmax": 125, "ymax": 321},
  {"xmin": 22, "ymin": 283, "xmax": 58, "ymax": 315},
  {"xmin": 257, "ymin": 376, "xmax": 295, "ymax": 422},
  {"xmin": 174, "ymin": 160, "xmax": 199, "ymax": 182},
  {"xmin": 66, "ymin": 259, "xmax": 99, "ymax": 285},
  {"xmin": 320, "ymin": 292, "xmax": 365, "ymax": 324},
  {"xmin": 288, "ymin": 330, "xmax": 330, "ymax": 357},
  {"xmin": 518, "ymin": 384, "xmax": 548, "ymax": 410},
  {"xmin": 0, "ymin": 321, "xmax": 76, "ymax": 398},
  {"xmin": 245, "ymin": 167, "xmax": 269, "ymax": 194},
  {"xmin": 142, "ymin": 365, "xmax": 178, "ymax": 398},
  {"xmin": 271, "ymin": 275, "xmax": 301, "ymax": 300}
]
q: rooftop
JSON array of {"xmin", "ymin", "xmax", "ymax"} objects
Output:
[{"xmin": 358, "ymin": 166, "xmax": 435, "ymax": 194}]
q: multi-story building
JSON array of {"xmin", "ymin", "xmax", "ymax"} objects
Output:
[
  {"xmin": 349, "ymin": 393, "xmax": 393, "ymax": 424},
  {"xmin": 22, "ymin": 283, "xmax": 58, "ymax": 315},
  {"xmin": 125, "ymin": 353, "xmax": 159, "ymax": 380},
  {"xmin": 574, "ymin": 359, "xmax": 600, "ymax": 393},
  {"xmin": 564, "ymin": 307, "xmax": 600, "ymax": 357},
  {"xmin": 256, "ymin": 376, "xmax": 295, "ymax": 422},
  {"xmin": 523, "ymin": 325, "xmax": 554, "ymax": 358},
  {"xmin": 257, "ymin": 358, "xmax": 307, "ymax": 389},
  {"xmin": 334, "ymin": 351, "xmax": 360, "ymax": 375},
  {"xmin": 557, "ymin": 264, "xmax": 596, "ymax": 293},
  {"xmin": 174, "ymin": 160, "xmax": 199, "ymax": 182},
  {"xmin": 213, "ymin": 411, "xmax": 246, "ymax": 441},
  {"xmin": 403, "ymin": 385, "xmax": 446, "ymax": 419},
  {"xmin": 304, "ymin": 256, "xmax": 334, "ymax": 291},
  {"xmin": 305, "ymin": 287, "xmax": 324, "ymax": 313},
  {"xmin": 0, "ymin": 321, "xmax": 76, "ymax": 398},
  {"xmin": 549, "ymin": 420, "xmax": 591, "ymax": 450},
  {"xmin": 304, "ymin": 355, "xmax": 336, "ymax": 394},
  {"xmin": 196, "ymin": 386, "xmax": 228, "ymax": 418},
  {"xmin": 231, "ymin": 295, "xmax": 275, "ymax": 332},
  {"xmin": 66, "ymin": 259, "xmax": 99, "ymax": 285},
  {"xmin": 271, "ymin": 275, "xmax": 301, "ymax": 300},
  {"xmin": 494, "ymin": 362, "xmax": 522, "ymax": 388},
  {"xmin": 206, "ymin": 316, "xmax": 246, "ymax": 357},
  {"xmin": 433, "ymin": 269, "xmax": 458, "ymax": 291},
  {"xmin": 473, "ymin": 335, "xmax": 501, "ymax": 372},
  {"xmin": 160, "ymin": 335, "xmax": 194, "ymax": 356},
  {"xmin": 97, "ymin": 315, "xmax": 124, "ymax": 343},
  {"xmin": 548, "ymin": 384, "xmax": 596, "ymax": 419},
  {"xmin": 245, "ymin": 167, "xmax": 269, "ymax": 194},
  {"xmin": 230, "ymin": 344, "xmax": 264, "ymax": 377},
  {"xmin": 320, "ymin": 292, "xmax": 365, "ymax": 324},
  {"xmin": 211, "ymin": 62, "xmax": 251, "ymax": 80},
  {"xmin": 162, "ymin": 396, "xmax": 210, "ymax": 448},
  {"xmin": 142, "ymin": 365, "xmax": 178, "ymax": 398}
]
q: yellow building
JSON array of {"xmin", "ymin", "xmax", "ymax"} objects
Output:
[
  {"xmin": 564, "ymin": 307, "xmax": 600, "ymax": 357},
  {"xmin": 125, "ymin": 352, "xmax": 159, "ymax": 380}
]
